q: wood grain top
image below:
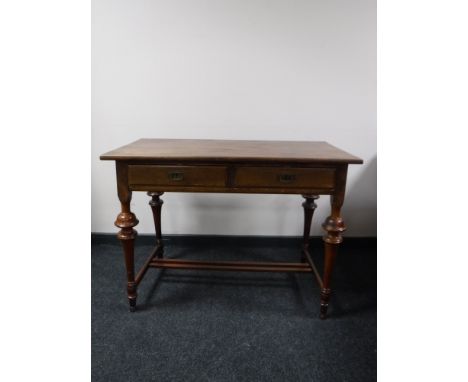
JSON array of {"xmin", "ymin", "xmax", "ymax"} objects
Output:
[{"xmin": 100, "ymin": 139, "xmax": 363, "ymax": 164}]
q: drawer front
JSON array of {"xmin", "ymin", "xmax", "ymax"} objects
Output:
[
  {"xmin": 128, "ymin": 165, "xmax": 227, "ymax": 187},
  {"xmin": 234, "ymin": 167, "xmax": 335, "ymax": 189}
]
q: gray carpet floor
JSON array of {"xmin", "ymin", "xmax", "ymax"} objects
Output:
[{"xmin": 92, "ymin": 236, "xmax": 376, "ymax": 382}]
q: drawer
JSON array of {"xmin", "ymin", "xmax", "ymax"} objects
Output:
[
  {"xmin": 234, "ymin": 167, "xmax": 335, "ymax": 189},
  {"xmin": 128, "ymin": 165, "xmax": 227, "ymax": 187}
]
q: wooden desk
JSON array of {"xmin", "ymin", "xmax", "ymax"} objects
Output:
[{"xmin": 101, "ymin": 139, "xmax": 363, "ymax": 318}]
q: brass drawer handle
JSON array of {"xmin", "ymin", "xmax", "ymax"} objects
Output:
[
  {"xmin": 278, "ymin": 174, "xmax": 296, "ymax": 183},
  {"xmin": 168, "ymin": 171, "xmax": 184, "ymax": 181}
]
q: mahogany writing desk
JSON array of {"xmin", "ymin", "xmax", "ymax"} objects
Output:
[{"xmin": 100, "ymin": 139, "xmax": 363, "ymax": 318}]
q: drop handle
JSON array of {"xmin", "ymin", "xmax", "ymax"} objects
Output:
[
  {"xmin": 168, "ymin": 171, "xmax": 184, "ymax": 181},
  {"xmin": 278, "ymin": 174, "xmax": 296, "ymax": 183}
]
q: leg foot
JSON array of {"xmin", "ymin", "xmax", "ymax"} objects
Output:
[
  {"xmin": 319, "ymin": 288, "xmax": 331, "ymax": 319},
  {"xmin": 129, "ymin": 298, "xmax": 137, "ymax": 312}
]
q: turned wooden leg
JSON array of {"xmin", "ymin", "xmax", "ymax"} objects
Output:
[
  {"xmin": 148, "ymin": 192, "xmax": 164, "ymax": 258},
  {"xmin": 301, "ymin": 195, "xmax": 319, "ymax": 260},
  {"xmin": 320, "ymin": 195, "xmax": 346, "ymax": 319},
  {"xmin": 115, "ymin": 207, "xmax": 139, "ymax": 312},
  {"xmin": 115, "ymin": 162, "xmax": 139, "ymax": 312}
]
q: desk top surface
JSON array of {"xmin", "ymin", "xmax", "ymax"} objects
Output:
[{"xmin": 100, "ymin": 139, "xmax": 363, "ymax": 164}]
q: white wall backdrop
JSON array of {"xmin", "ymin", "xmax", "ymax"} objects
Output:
[{"xmin": 92, "ymin": 0, "xmax": 376, "ymax": 236}]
